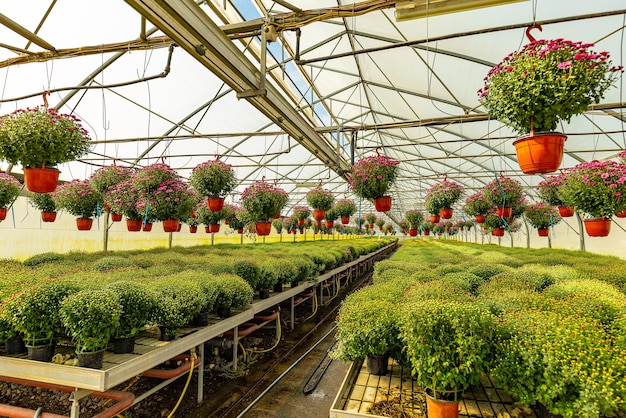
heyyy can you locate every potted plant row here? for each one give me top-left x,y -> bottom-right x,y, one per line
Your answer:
348,153 -> 400,212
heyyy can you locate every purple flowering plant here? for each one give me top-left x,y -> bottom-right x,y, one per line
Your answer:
0,173 -> 21,208
51,179 -> 99,219
364,212 -> 377,226
0,106 -> 91,168
483,176 -> 525,208
348,154 -> 400,200
292,205 -> 311,221
241,180 -> 288,222
536,173 -> 570,207
105,180 -> 144,221
558,160 -> 626,218
141,178 -> 197,221
89,165 -> 134,208
463,192 -> 492,217
479,38 -> 623,134
424,179 -> 464,214
189,159 -> 236,198
524,202 -> 562,230
132,163 -> 180,193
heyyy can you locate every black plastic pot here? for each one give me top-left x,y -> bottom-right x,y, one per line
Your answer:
259,288 -> 270,299
26,344 -> 55,362
217,306 -> 231,319
112,336 -> 135,354
193,311 -> 211,327
5,336 -> 26,354
273,282 -> 284,293
77,349 -> 105,369
158,326 -> 176,341
365,353 -> 389,376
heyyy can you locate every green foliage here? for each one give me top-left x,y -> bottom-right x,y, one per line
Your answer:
28,192 -> 56,212
148,276 -> 205,337
105,281 -> 156,338
60,289 -> 121,352
92,256 -> 133,271
442,272 -> 484,295
256,265 -> 278,290
233,259 -> 260,289
211,273 -> 254,310
424,179 -> 464,213
2,281 -> 80,345
347,154 -> 400,200
241,180 -> 288,221
333,199 -> 357,218
23,252 -> 64,267
402,280 -> 474,303
400,300 -> 495,398
468,263 -> 509,280
524,202 -> 561,229
333,294 -> 402,361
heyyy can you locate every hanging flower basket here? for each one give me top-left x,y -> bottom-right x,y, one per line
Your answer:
0,106 -> 91,192
313,209 -> 326,221
255,221 -> 271,236
41,211 -> 57,222
348,153 -> 400,201
439,208 -> 453,219
430,214 -> 440,224
558,206 -> 575,218
537,228 -> 549,237
409,228 -> 418,236
616,210 -> 626,218
189,159 -> 236,210
126,219 -> 142,232
142,222 -> 152,232
373,196 -> 392,212
425,178 -> 464,217
241,180 -> 288,222
76,218 -> 93,231
513,132 -> 567,174
208,197 -> 225,212
209,224 -> 220,233
492,228 -> 505,237
584,218 -> 611,237
162,219 -> 179,232
111,213 -> 123,222
479,36 -> 622,174
475,215 -> 485,224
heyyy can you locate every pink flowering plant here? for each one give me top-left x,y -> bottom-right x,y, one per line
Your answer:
620,150 -> 626,163
189,159 -> 236,198
0,173 -> 21,208
51,179 -> 99,219
524,202 -> 562,229
0,106 -> 91,168
424,179 -> 464,214
132,163 -> 180,193
558,160 -> 626,218
89,165 -> 133,193
241,180 -> 288,221
479,39 -> 622,134
292,205 -> 311,221
463,192 -> 492,217
536,173 -> 570,207
305,185 -> 334,211
333,198 -> 357,218
483,176 -> 525,208
348,154 -> 400,199
143,179 -> 197,221
105,180 -> 144,221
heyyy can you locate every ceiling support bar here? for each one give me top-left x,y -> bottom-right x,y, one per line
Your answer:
0,12 -> 56,52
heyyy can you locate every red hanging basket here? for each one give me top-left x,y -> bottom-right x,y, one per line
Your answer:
341,216 -> 350,225
513,132 -> 566,174
207,197 -> 225,212
492,228 -> 505,237
409,228 -> 418,236
255,222 -> 271,236
41,211 -> 57,223
76,218 -> 93,231
537,228 -> 549,237
23,167 -> 60,193
237,227 -> 244,234
209,223 -> 220,233
111,213 -> 123,222
313,210 -> 326,221
430,215 -> 440,224
297,219 -> 305,226
558,206 -> 575,218
496,207 -> 512,218
189,226 -> 198,233
584,218 -> 611,237
475,215 -> 485,224
439,208 -> 453,219
325,220 -> 333,230
0,208 -> 7,221
142,222 -> 153,232
616,210 -> 626,218
162,219 -> 179,232
373,196 -> 392,212
126,219 -> 142,232
423,230 -> 431,236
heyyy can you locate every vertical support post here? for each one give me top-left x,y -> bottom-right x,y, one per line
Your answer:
576,212 -> 586,252
548,232 -> 552,249
103,213 -> 109,252
168,231 -> 173,249
290,295 -> 295,330
240,232 -> 243,245
232,326 -> 239,370
198,344 -> 205,403
211,232 -> 215,246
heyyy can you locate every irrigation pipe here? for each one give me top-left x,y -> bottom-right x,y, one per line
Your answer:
236,324 -> 337,418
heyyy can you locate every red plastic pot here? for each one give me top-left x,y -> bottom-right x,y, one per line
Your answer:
439,208 -> 453,219
126,219 -> 142,232
558,206 -> 575,218
584,218 -> 611,237
76,218 -> 93,231
373,196 -> 391,212
189,226 -> 198,233
142,222 -> 153,232
492,228 -> 505,237
111,213 -> 123,222
513,132 -> 566,174
41,211 -> 57,223
496,207 -> 512,218
162,219 -> 179,232
475,215 -> 485,224
256,222 -> 271,236
207,197 -> 224,212
209,223 -> 220,233
23,167 -> 60,193
409,228 -> 418,236
341,216 -> 350,224
313,210 -> 326,221
537,228 -> 549,237
0,208 -> 7,221
430,215 -> 440,223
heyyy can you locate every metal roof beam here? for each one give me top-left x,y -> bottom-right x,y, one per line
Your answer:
124,0 -> 350,175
